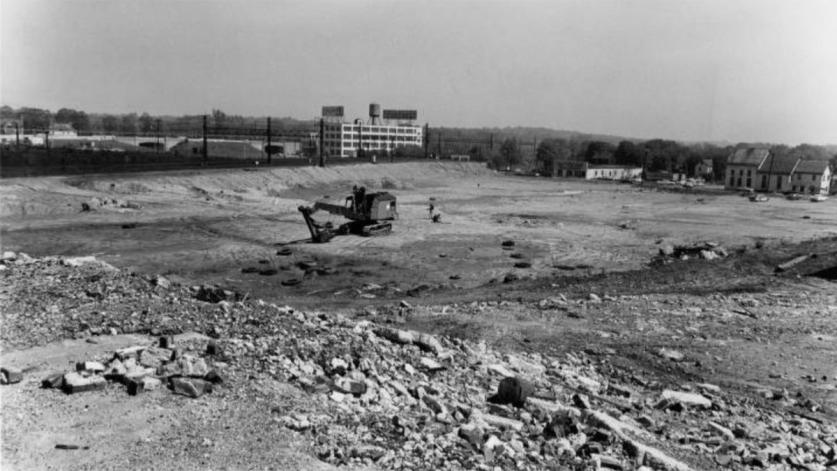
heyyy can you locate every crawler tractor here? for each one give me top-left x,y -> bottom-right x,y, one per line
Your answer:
298,186 -> 398,243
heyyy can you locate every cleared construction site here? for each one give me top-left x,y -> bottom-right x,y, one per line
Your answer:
2,161 -> 837,470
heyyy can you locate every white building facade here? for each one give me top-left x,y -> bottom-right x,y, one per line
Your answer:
323,122 -> 423,158
321,103 -> 423,158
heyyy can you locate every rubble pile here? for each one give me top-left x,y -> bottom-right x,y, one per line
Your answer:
2,252 -> 837,470
39,340 -> 223,398
656,242 -> 729,262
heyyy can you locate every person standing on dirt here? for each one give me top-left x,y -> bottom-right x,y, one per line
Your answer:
428,202 -> 435,219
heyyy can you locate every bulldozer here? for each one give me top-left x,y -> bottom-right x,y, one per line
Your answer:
298,186 -> 398,243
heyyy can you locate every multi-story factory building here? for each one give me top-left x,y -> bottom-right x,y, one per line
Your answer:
321,103 -> 423,158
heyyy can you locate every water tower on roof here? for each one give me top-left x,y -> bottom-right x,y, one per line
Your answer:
369,103 -> 382,125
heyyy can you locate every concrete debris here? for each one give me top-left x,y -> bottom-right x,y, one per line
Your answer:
659,390 -> 712,408
1,366 -> 23,384
4,254 -> 837,470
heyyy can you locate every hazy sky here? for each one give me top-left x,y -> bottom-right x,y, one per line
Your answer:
2,0 -> 836,144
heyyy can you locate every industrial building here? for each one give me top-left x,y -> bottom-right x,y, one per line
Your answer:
321,103 -> 423,158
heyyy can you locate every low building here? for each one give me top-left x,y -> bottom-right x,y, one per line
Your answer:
791,160 -> 832,195
551,160 -> 588,178
725,148 -> 769,190
585,165 -> 642,181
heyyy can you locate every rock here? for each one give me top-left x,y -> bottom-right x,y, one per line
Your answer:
76,361 -> 106,374
657,348 -> 685,362
41,373 -> 64,389
487,364 -> 516,378
572,393 -> 592,410
114,346 -> 145,361
62,372 -> 107,394
419,357 -> 444,372
334,378 -> 367,397
707,422 -> 735,440
1,251 -> 17,261
204,370 -> 224,384
699,250 -> 719,260
503,273 -> 519,283
159,336 -> 173,349
1,366 -> 23,384
475,412 -> 524,432
176,355 -> 209,377
588,293 -> 602,303
458,422 -> 485,448
422,395 -> 448,415
205,340 -> 220,356
169,377 -> 212,398
501,240 -> 515,247
544,409 -> 582,437
483,435 -> 505,461
489,377 -> 534,408
414,332 -> 444,355
659,390 -> 712,408
153,275 -> 171,289
352,445 -> 386,461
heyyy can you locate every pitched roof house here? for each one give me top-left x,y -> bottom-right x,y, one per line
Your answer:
791,159 -> 832,195
725,148 -> 769,190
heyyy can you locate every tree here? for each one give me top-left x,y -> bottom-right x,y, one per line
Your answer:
120,113 -> 138,134
18,107 -> 52,132
536,139 -> 572,176
53,108 -> 90,132
138,113 -> 155,134
101,115 -> 119,133
499,138 -> 522,169
212,109 -> 227,131
582,141 -> 616,164
614,141 -> 644,166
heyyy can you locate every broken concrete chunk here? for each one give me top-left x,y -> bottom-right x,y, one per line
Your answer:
475,412 -> 524,432
169,377 -> 212,398
62,372 -> 107,394
1,366 -> 23,384
333,378 -> 367,397
76,361 -> 106,374
419,357 -> 444,372
659,389 -> 712,408
114,346 -> 145,361
41,373 -> 64,389
657,348 -> 685,362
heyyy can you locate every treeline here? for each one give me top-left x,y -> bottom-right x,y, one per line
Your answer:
0,106 -> 315,136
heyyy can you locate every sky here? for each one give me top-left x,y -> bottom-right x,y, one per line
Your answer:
2,0 -> 836,144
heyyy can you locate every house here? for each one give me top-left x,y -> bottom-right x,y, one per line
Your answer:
551,160 -> 588,178
755,153 -> 799,193
49,123 -> 77,137
725,148 -> 769,190
791,159 -> 832,195
695,159 -> 713,179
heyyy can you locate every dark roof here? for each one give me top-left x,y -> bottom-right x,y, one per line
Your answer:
794,159 -> 831,174
758,154 -> 799,174
728,148 -> 769,166
50,123 -> 75,131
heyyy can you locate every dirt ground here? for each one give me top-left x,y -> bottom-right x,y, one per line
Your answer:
2,162 -> 835,309
2,162 -> 837,470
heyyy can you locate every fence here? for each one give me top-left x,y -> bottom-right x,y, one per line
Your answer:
0,114 -> 535,177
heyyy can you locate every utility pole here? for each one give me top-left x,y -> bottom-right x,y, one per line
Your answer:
202,115 -> 208,163
266,117 -> 272,165
437,132 -> 441,159
14,121 -> 20,148
155,119 -> 161,153
318,118 -> 325,167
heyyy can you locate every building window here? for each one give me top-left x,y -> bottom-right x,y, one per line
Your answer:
729,175 -> 735,186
